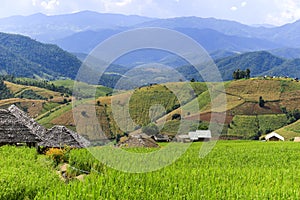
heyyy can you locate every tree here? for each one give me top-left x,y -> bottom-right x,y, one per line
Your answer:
259,96 -> 265,107
190,78 -> 196,82
245,69 -> 251,79
232,69 -> 251,80
172,113 -> 181,120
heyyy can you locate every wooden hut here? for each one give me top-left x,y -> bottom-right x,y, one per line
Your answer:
39,126 -> 90,148
0,109 -> 40,147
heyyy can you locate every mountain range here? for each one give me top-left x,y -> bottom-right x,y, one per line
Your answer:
1,11 -> 300,55
1,11 -> 300,86
1,30 -> 300,87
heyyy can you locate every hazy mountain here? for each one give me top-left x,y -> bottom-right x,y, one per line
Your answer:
0,11 -> 154,42
57,27 -> 282,54
216,51 -> 286,80
0,32 -> 81,79
134,16 -> 300,48
268,48 -> 300,59
135,16 -> 265,37
2,11 -> 300,52
265,59 -> 300,78
55,29 -> 124,53
209,50 -> 239,60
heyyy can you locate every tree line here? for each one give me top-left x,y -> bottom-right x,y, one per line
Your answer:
232,69 -> 251,80
0,77 -> 13,100
0,75 -> 72,95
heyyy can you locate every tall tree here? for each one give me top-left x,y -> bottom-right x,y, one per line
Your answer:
246,69 -> 251,79
259,96 -> 265,107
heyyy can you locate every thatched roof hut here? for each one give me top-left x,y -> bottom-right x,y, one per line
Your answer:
0,109 -> 40,146
6,105 -> 89,148
40,126 -> 90,148
8,105 -> 47,140
118,134 -> 159,148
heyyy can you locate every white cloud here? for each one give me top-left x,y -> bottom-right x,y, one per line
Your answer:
230,6 -> 238,11
265,0 -> 300,25
32,0 -> 37,6
115,0 -> 132,7
241,1 -> 247,7
41,0 -> 60,10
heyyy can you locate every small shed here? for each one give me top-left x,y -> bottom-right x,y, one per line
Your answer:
294,137 -> 300,142
151,134 -> 170,142
40,126 -> 90,148
188,130 -> 212,141
265,132 -> 284,141
0,109 -> 40,147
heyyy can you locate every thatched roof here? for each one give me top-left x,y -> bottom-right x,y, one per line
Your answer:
0,109 -> 39,144
6,105 -> 89,148
8,105 -> 47,140
40,126 -> 90,148
118,134 -> 159,148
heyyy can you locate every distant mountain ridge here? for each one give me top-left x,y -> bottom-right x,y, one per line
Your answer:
1,11 -> 300,58
0,11 -> 154,42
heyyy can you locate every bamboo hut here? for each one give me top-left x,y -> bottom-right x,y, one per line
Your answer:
0,109 -> 40,147
40,126 -> 90,148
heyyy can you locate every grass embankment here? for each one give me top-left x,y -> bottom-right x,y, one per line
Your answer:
275,120 -> 300,140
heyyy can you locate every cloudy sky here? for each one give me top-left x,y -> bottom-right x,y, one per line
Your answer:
1,0 -> 300,26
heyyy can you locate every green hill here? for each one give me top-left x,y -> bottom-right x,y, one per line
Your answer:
274,120 -> 300,140
2,78 -> 300,140
0,32 -> 82,79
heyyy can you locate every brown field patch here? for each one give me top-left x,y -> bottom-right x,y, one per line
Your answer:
230,102 -> 283,115
185,112 -> 234,124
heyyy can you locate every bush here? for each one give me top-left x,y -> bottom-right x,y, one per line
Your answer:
46,148 -> 70,166
172,113 -> 181,120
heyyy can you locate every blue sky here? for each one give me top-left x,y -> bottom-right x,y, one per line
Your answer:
1,0 -> 300,25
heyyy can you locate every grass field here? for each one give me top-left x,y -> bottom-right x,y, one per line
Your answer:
275,119 -> 300,140
228,114 -> 288,139
52,80 -> 113,98
2,141 -> 300,199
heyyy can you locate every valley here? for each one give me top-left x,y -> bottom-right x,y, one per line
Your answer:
1,9 -> 300,200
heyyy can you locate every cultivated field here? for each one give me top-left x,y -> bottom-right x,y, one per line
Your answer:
2,141 -> 300,199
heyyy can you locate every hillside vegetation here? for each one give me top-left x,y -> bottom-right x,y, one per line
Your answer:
2,78 -> 300,140
0,32 -> 81,79
274,120 -> 300,140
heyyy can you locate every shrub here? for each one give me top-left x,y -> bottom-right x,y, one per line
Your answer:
45,147 -> 70,166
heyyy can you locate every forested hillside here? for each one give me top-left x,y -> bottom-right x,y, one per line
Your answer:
0,32 -> 82,79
